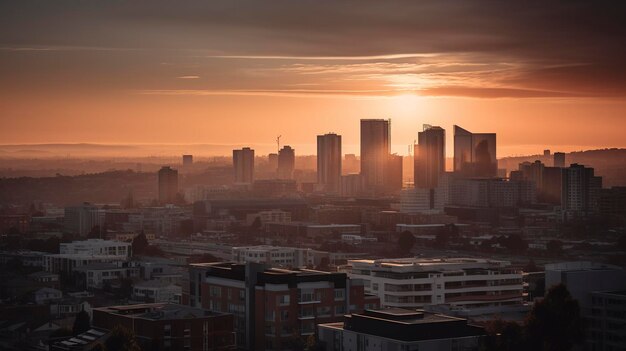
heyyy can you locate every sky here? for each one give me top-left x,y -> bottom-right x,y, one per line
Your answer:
1,0 -> 625,157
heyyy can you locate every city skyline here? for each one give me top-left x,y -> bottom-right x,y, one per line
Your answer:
1,1 -> 626,156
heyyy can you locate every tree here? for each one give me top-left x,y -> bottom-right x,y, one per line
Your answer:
525,283 -> 583,351
250,216 -> 262,231
397,231 -> 416,255
131,232 -> 149,256
72,309 -> 91,335
484,319 -> 525,351
104,325 -> 141,351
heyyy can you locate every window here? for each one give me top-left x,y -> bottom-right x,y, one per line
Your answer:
210,286 -> 221,298
334,289 -> 345,301
277,294 -> 290,305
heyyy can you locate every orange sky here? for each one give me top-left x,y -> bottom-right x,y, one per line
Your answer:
1,1 -> 625,157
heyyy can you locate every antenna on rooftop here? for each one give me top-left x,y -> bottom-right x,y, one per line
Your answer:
276,135 -> 282,153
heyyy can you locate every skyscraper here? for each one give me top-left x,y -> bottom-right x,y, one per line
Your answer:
414,125 -> 445,189
233,147 -> 255,183
317,133 -> 342,193
158,166 -> 179,204
554,152 -> 566,168
387,153 -> 403,192
182,154 -> 193,167
453,125 -> 497,177
277,146 -> 295,179
360,119 -> 390,192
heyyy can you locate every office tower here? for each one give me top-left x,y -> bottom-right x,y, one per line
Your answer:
453,125 -> 497,177
561,164 -> 602,220
387,153 -> 403,192
317,133 -> 342,193
158,166 -> 179,204
360,119 -> 391,192
277,146 -> 295,179
554,152 -> 566,168
414,125 -> 445,189
233,147 -> 255,183
182,154 -> 193,167
544,149 -> 551,156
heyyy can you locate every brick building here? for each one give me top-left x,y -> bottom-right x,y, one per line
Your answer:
92,303 -> 235,351
185,262 -> 379,351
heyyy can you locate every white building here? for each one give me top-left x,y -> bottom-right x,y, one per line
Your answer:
44,254 -> 127,273
348,258 -> 523,312
60,239 -> 131,258
132,280 -> 181,303
74,262 -> 134,289
232,245 -> 314,268
33,287 -> 63,304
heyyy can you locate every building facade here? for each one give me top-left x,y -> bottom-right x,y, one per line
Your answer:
453,125 -> 497,178
278,146 -> 295,180
414,125 -> 445,189
233,147 -> 255,184
317,133 -> 342,194
158,166 -> 179,205
348,258 -> 523,312
360,119 -> 391,193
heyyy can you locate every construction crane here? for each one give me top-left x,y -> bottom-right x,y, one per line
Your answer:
276,135 -> 282,153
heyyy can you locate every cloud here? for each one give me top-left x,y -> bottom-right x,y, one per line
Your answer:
177,75 -> 200,79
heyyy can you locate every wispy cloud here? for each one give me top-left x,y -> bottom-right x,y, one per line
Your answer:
177,75 -> 200,79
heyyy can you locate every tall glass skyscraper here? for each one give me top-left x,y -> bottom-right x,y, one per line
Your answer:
453,125 -> 497,177
317,133 -> 342,193
360,119 -> 391,191
414,125 -> 445,189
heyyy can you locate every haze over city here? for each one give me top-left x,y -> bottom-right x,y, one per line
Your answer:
1,1 -> 626,351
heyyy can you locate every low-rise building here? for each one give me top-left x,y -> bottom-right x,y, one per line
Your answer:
318,309 -> 485,351
60,239 -> 131,258
132,280 -> 182,303
73,262 -> 133,289
232,245 -> 314,268
348,258 -> 524,313
92,303 -> 235,351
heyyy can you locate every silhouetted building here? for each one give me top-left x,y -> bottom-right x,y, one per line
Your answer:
277,146 -> 295,179
453,125 -> 497,177
268,153 -> 278,173
158,166 -> 179,204
561,164 -> 602,220
387,153 -> 403,192
318,309 -> 485,351
182,154 -> 193,167
554,152 -> 566,168
233,147 -> 255,184
317,133 -> 342,193
599,187 -> 626,218
252,179 -> 297,198
448,177 -> 535,208
542,167 -> 563,204
544,149 -> 551,156
414,125 -> 445,189
361,119 -> 391,193
343,154 -> 359,174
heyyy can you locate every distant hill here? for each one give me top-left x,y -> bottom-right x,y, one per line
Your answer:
499,148 -> 626,187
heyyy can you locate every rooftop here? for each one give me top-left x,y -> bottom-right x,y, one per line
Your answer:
94,303 -> 223,320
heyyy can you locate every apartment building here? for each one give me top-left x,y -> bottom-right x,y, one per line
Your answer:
232,245 -> 314,268
60,239 -> 131,258
347,258 -> 523,313
185,262 -> 379,351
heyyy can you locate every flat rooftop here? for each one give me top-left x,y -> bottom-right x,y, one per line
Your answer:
94,303 -> 222,320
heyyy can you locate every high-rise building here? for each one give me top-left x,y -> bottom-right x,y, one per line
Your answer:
158,166 -> 179,204
360,119 -> 391,192
182,154 -> 193,167
561,164 -> 602,220
233,147 -> 255,183
277,146 -> 295,179
268,153 -> 278,173
543,149 -> 551,156
453,125 -> 497,177
343,154 -> 359,174
317,133 -> 342,193
387,153 -> 403,192
414,125 -> 445,189
554,152 -> 566,168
